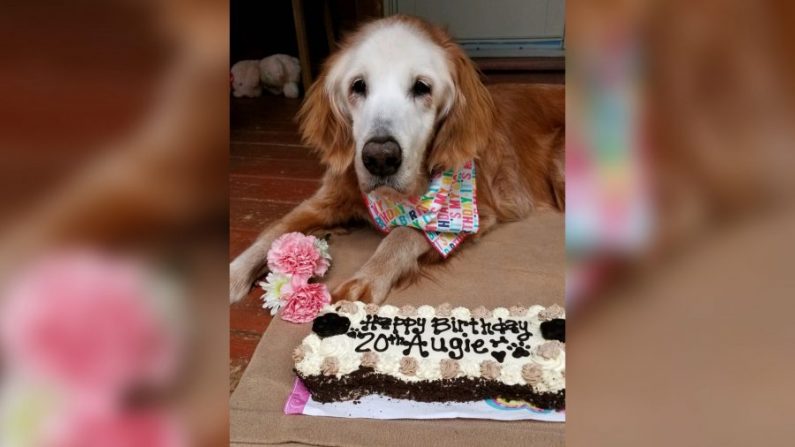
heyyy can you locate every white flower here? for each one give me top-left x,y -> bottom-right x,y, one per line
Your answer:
314,238 -> 332,261
258,272 -> 293,315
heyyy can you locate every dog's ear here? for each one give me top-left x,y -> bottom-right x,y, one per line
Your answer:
428,45 -> 495,171
297,69 -> 354,175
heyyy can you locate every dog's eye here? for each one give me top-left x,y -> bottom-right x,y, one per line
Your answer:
411,80 -> 432,97
351,78 -> 367,96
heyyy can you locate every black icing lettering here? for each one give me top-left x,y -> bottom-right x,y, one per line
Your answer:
489,336 -> 509,348
352,310 -> 540,363
432,317 -> 451,335
468,318 -> 480,335
448,337 -> 465,359
490,319 -> 507,334
450,318 -> 466,333
503,320 -> 519,334
393,317 -> 417,335
390,332 -> 409,348
360,315 -> 393,331
430,337 -> 448,352
401,332 -> 429,357
373,333 -> 391,352
471,339 -> 488,354
354,331 -> 375,352
479,320 -> 493,335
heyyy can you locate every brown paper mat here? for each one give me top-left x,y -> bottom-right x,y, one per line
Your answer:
230,211 -> 564,446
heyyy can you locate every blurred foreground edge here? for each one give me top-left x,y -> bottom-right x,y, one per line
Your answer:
0,1 -> 230,446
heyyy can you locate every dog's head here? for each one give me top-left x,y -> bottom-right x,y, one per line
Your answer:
298,16 -> 494,196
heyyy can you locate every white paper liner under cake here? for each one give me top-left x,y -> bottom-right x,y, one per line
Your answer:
284,378 -> 565,422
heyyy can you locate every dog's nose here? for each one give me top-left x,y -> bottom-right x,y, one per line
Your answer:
362,137 -> 402,177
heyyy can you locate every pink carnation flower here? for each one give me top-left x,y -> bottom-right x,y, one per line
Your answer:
280,281 -> 330,323
0,252 -> 179,394
46,407 -> 185,447
267,232 -> 330,280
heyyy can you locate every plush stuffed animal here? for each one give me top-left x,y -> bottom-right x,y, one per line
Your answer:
259,54 -> 301,99
230,60 -> 263,98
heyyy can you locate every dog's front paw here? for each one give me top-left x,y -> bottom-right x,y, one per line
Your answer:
332,275 -> 389,304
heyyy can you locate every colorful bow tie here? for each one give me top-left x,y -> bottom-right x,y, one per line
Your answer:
364,160 -> 479,257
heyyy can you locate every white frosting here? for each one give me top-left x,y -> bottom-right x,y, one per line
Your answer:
341,301 -> 367,326
296,304 -> 565,392
417,305 -> 435,318
416,358 -> 442,381
317,304 -> 335,319
303,333 -> 322,352
318,336 -> 351,358
375,350 -> 401,376
451,306 -> 471,319
501,363 -> 524,386
295,333 -> 323,376
492,307 -> 510,319
537,369 -> 566,392
459,358 -> 481,378
527,305 -> 545,316
378,305 -> 398,318
532,348 -> 566,373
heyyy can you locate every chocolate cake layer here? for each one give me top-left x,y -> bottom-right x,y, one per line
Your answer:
297,367 -> 565,410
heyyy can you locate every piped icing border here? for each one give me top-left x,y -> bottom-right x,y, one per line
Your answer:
294,301 -> 566,393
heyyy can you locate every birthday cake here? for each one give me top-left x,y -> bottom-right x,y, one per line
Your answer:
292,301 -> 565,410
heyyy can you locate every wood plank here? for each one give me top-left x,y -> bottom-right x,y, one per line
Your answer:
230,143 -> 317,161
230,96 -> 302,127
230,228 -> 260,259
230,198 -> 295,233
230,175 -> 319,203
230,330 -> 261,361
231,129 -> 305,145
230,303 -> 272,334
229,156 -> 325,179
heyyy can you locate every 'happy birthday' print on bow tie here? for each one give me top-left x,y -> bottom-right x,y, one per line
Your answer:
364,160 -> 479,257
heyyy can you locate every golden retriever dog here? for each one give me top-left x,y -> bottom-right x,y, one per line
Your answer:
230,15 -> 564,304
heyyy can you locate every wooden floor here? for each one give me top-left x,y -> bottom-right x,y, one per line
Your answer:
228,72 -> 564,392
229,95 -> 318,392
